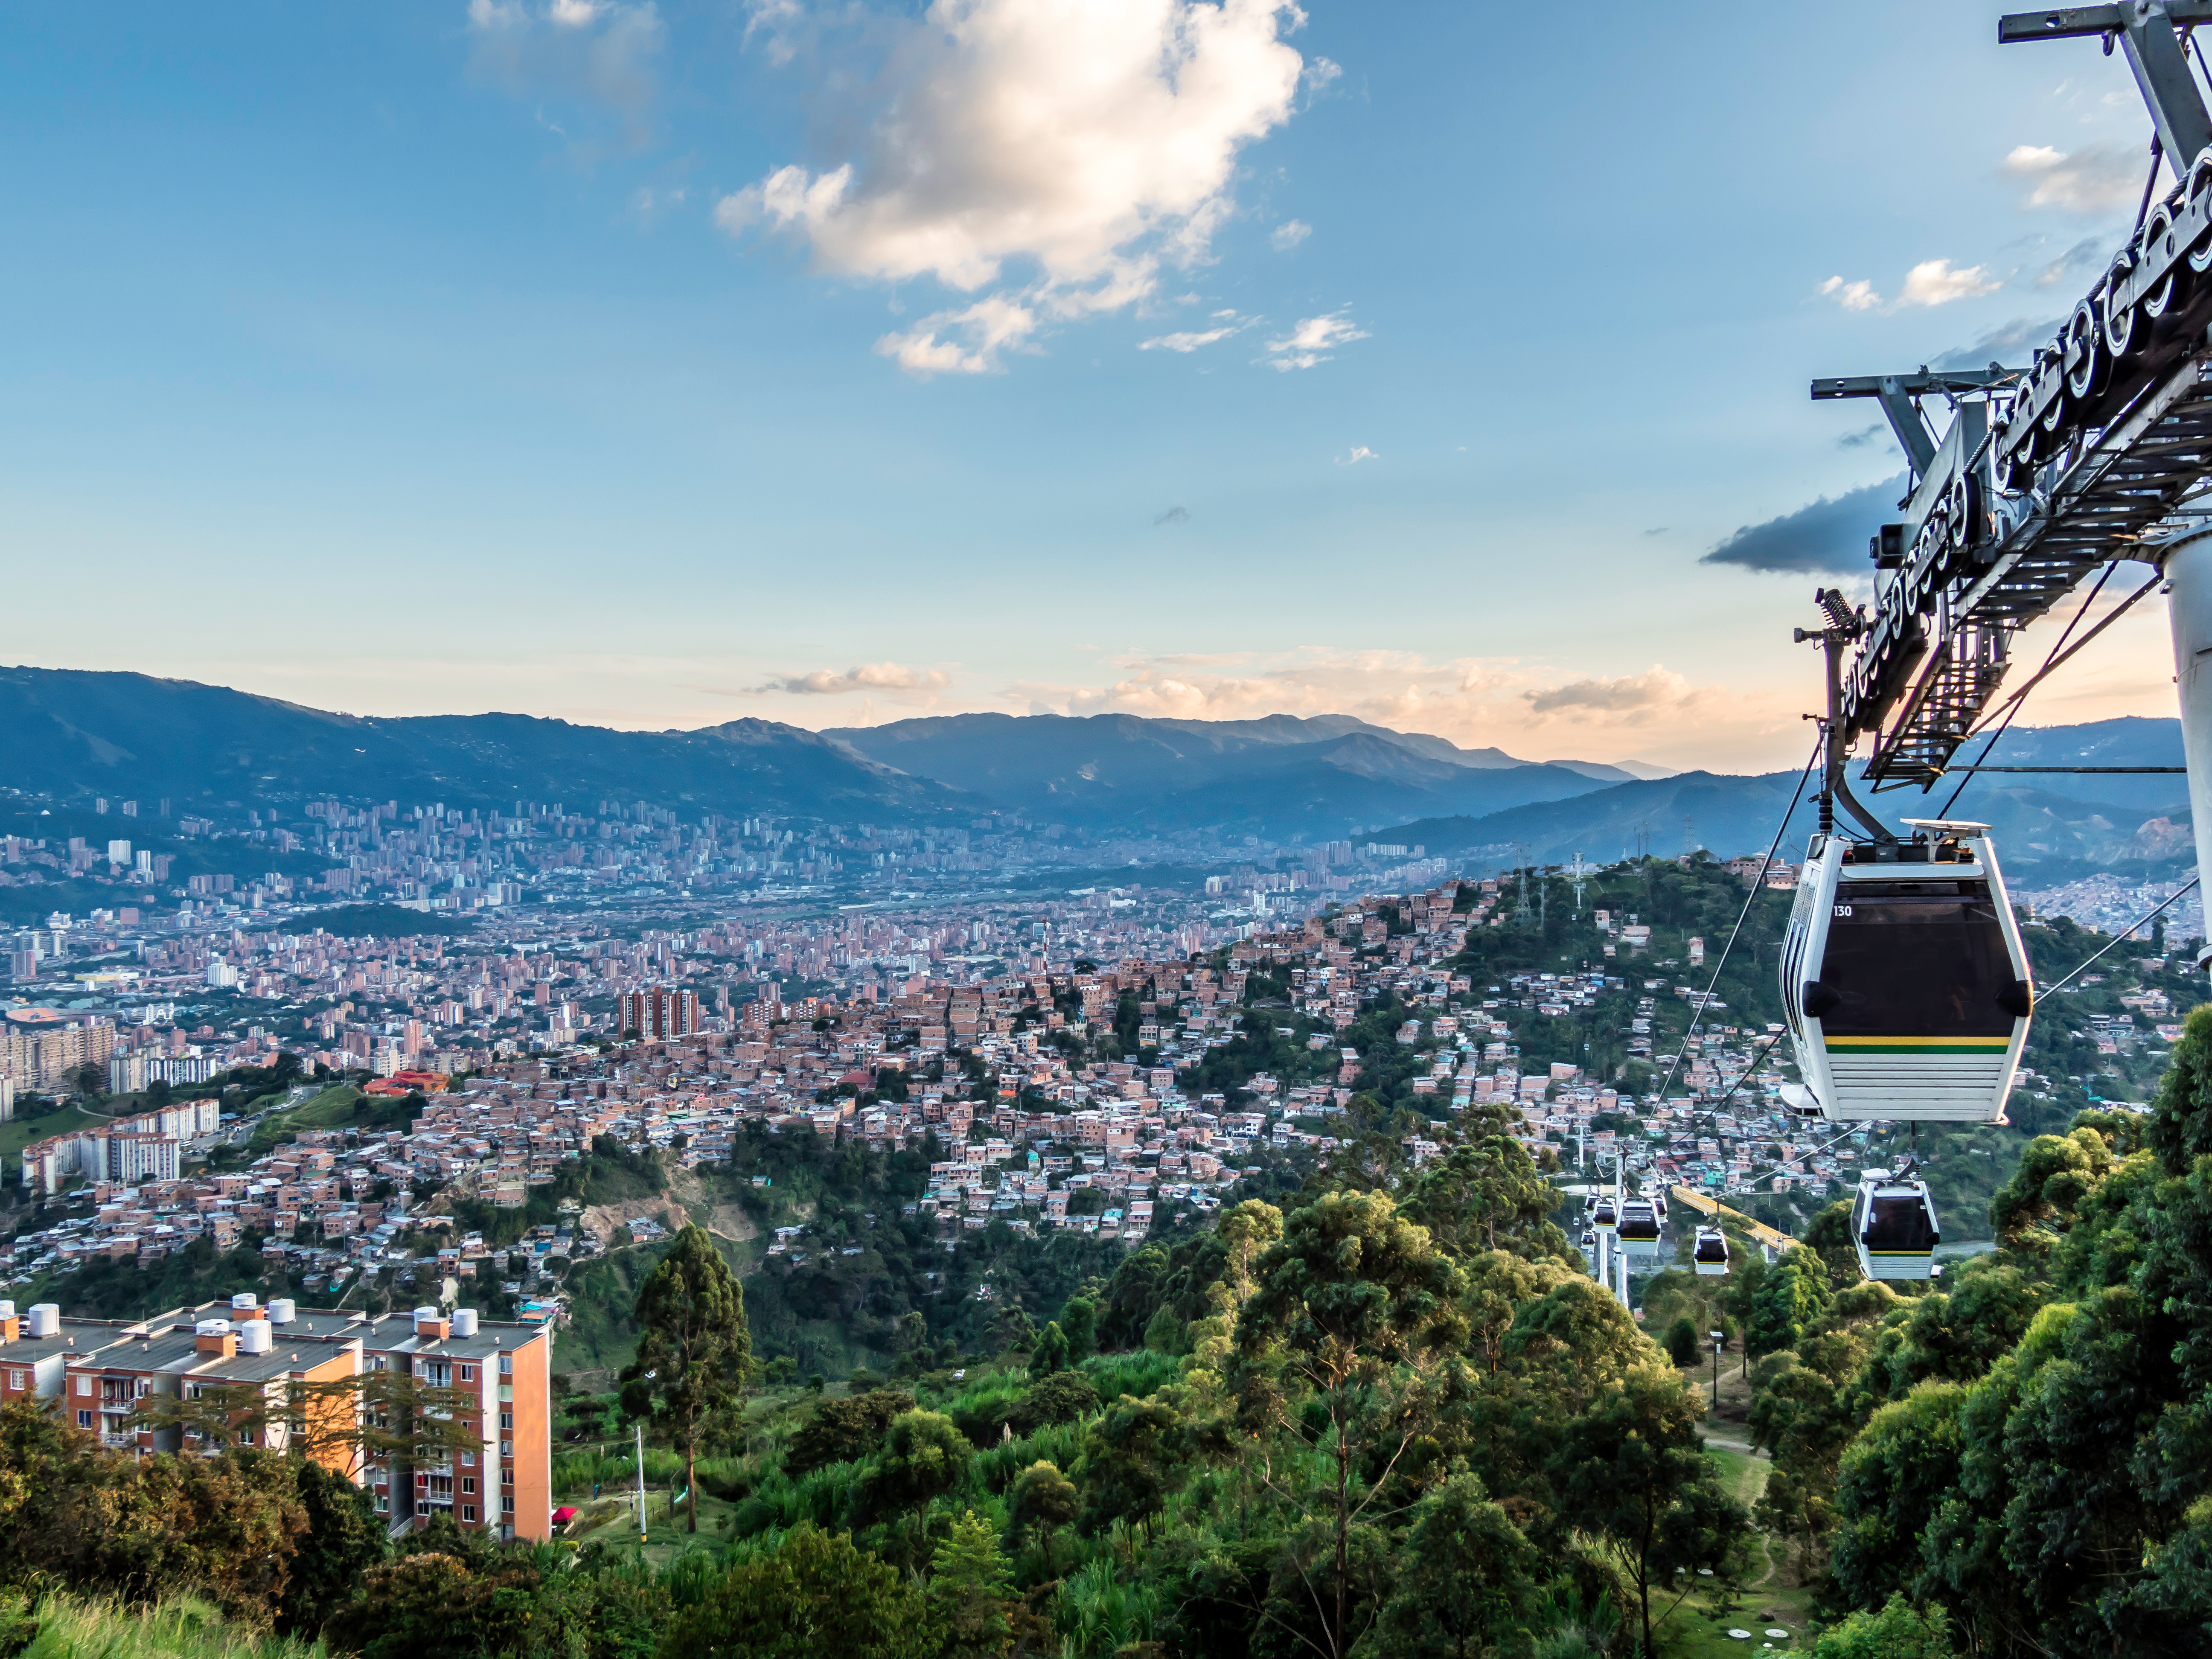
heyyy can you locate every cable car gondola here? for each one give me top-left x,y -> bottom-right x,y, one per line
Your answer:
1852,1171 -> 1940,1281
1778,821 -> 2033,1123
1618,1200 -> 1661,1258
1590,1195 -> 1618,1234
1691,1227 -> 1731,1276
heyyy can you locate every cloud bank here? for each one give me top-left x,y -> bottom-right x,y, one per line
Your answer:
716,0 -> 1310,373
1702,475 -> 1908,575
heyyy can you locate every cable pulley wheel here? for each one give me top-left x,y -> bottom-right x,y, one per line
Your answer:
2141,198 -> 2189,319
2101,254 -> 2142,361
2065,299 -> 2106,401
2186,148 -> 2212,274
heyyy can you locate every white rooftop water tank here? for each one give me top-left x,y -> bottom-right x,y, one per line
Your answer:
451,1308 -> 479,1337
25,1305 -> 58,1338
230,1292 -> 259,1312
267,1299 -> 296,1325
195,1319 -> 231,1339
237,1319 -> 272,1354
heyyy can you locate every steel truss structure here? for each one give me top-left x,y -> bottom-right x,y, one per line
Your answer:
1819,3 -> 2212,797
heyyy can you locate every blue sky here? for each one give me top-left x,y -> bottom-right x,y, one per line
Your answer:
0,0 -> 2182,769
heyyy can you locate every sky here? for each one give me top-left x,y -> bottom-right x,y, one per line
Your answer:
0,0 -> 2189,772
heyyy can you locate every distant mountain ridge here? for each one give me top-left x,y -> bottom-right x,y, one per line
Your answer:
1366,716 -> 2193,884
0,667 -> 970,822
824,710 -> 1665,835
0,668 -> 2181,872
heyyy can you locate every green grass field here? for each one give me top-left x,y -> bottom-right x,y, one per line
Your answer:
283,1085 -> 364,1128
0,1102 -> 111,1164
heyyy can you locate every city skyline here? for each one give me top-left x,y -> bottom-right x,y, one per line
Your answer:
0,0 -> 2183,768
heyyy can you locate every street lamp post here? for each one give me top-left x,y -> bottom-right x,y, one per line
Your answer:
1710,1328 -> 1725,1404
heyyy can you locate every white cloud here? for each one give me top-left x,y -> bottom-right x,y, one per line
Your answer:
875,294 -> 1039,375
1896,258 -> 2003,308
1141,326 -> 1240,352
466,0 -> 665,129
2003,142 -> 2146,214
1271,218 -> 1312,250
744,663 -> 952,695
1337,445 -> 1377,465
1004,648 -> 1785,767
1817,275 -> 1880,311
1302,55 -> 1342,94
715,0 -> 1310,373
1263,307 -> 1368,370
742,0 -> 806,64
1521,666 -> 1723,724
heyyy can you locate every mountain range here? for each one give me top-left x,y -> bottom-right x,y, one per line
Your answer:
1371,716 -> 2193,885
823,711 -> 1670,834
0,667 -> 2192,879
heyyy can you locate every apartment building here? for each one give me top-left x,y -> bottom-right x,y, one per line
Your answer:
615,986 -> 700,1041
0,1010 -> 115,1089
0,1296 -> 553,1545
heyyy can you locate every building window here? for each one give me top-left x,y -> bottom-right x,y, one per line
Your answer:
375,1494 -> 388,1512
501,1466 -> 513,1487
501,1495 -> 515,1515
499,1411 -> 512,1432
238,1429 -> 254,1446
460,1451 -> 475,1468
498,1355 -> 512,1376
462,1505 -> 477,1523
75,1376 -> 90,1397
501,1441 -> 512,1459
459,1365 -> 475,1382
6,1371 -> 22,1392
76,1411 -> 90,1428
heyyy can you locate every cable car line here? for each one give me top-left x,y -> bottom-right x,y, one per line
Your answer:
1930,564 -> 2161,820
1941,766 -> 2186,773
1646,733 -> 1823,1112
2036,877 -> 2200,997
1926,559 -> 2120,822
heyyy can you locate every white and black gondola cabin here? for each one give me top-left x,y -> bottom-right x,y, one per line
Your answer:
1691,1227 -> 1730,1276
1852,1173 -> 1941,1282
1778,822 -> 2034,1123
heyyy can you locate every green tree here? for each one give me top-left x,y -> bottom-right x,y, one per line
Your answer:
1077,1393 -> 1185,1541
928,1509 -> 1014,1659
1007,1461 -> 1079,1578
623,1223 -> 752,1533
1746,1249 -> 1831,1359
1142,1304 -> 1187,1355
1663,1316 -> 1700,1368
1027,1321 -> 1070,1377
1360,1474 -> 1539,1659
1059,1296 -> 1098,1363
279,1458 -> 386,1637
1237,1189 -> 1467,1659
1548,1366 -> 1749,1657
1806,1592 -> 1959,1659
1007,1371 -> 1097,1437
659,1524 -> 934,1659
786,1390 -> 915,1477
860,1410 -> 972,1535
1399,1134 -> 1571,1262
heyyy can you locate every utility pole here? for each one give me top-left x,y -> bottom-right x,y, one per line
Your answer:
634,1422 -> 649,1542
